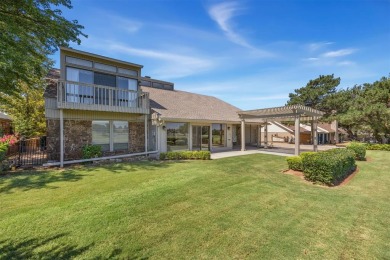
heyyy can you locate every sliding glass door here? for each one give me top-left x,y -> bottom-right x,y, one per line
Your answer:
192,126 -> 210,151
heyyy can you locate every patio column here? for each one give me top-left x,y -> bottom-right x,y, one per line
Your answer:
264,121 -> 268,148
241,118 -> 245,151
312,118 -> 318,152
60,109 -> 64,168
294,114 -> 300,155
257,125 -> 261,148
334,120 -> 339,144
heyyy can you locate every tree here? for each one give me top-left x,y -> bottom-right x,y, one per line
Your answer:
287,74 -> 340,115
0,0 -> 86,98
0,78 -> 46,138
347,77 -> 390,142
325,86 -> 363,139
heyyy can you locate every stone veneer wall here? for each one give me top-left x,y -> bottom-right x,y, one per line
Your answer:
46,119 -> 60,161
64,120 -> 92,160
129,122 -> 145,153
47,119 -> 92,161
47,119 -> 145,161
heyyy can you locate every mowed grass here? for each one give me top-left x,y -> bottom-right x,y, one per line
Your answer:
0,151 -> 389,259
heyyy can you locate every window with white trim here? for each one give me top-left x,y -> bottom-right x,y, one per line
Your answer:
92,121 -> 129,151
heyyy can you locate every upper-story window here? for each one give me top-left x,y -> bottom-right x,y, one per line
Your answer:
118,67 -> 138,77
66,67 -> 93,103
65,56 -> 139,76
66,56 -> 93,68
94,63 -> 117,73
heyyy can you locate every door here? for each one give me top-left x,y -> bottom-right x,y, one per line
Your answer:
192,125 -> 210,151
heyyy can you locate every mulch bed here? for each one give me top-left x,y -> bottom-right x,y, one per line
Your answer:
283,167 -> 360,187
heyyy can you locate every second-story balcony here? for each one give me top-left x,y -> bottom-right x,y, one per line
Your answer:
57,80 -> 150,114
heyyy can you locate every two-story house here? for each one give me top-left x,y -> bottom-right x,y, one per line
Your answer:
45,47 -> 268,166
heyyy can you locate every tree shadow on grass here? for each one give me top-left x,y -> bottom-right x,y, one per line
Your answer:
0,160 -> 192,194
82,160 -> 190,174
0,170 -> 85,194
0,233 -> 92,259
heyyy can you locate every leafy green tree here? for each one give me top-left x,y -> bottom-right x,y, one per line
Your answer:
325,86 -> 362,139
349,77 -> 390,142
0,78 -> 46,138
287,74 -> 340,115
0,0 -> 86,98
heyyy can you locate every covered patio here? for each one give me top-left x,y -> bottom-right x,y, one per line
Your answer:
238,105 -> 325,155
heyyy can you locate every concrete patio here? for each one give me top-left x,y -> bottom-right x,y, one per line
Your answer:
211,143 -> 338,160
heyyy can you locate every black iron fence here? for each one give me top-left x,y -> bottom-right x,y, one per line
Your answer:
6,137 -> 47,166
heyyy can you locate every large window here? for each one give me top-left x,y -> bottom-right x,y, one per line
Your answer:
166,123 -> 188,151
212,124 -> 226,147
113,121 -> 129,150
92,121 -> 129,152
92,121 -> 110,151
66,67 -> 94,103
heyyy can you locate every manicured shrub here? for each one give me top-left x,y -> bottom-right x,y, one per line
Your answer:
286,156 -> 303,171
302,148 -> 356,186
366,143 -> 390,151
347,142 -> 366,160
82,144 -> 102,159
159,151 -> 211,160
0,143 -> 7,162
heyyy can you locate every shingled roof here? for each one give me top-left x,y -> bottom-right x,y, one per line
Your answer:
142,86 -> 247,123
0,112 -> 11,120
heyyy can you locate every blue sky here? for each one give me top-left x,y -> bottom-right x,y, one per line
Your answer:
54,0 -> 390,110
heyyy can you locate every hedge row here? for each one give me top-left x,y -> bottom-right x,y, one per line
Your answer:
365,143 -> 390,151
0,143 -> 7,162
286,152 -> 316,171
286,148 -> 356,186
346,142 -> 366,161
302,149 -> 356,186
286,156 -> 302,171
160,151 -> 211,160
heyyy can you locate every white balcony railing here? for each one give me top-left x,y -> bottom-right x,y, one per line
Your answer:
57,80 -> 149,114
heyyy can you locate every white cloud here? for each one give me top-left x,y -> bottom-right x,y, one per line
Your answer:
322,48 -> 356,58
307,42 -> 333,52
106,43 -> 215,79
207,2 -> 252,49
104,14 -> 142,33
304,57 -> 319,61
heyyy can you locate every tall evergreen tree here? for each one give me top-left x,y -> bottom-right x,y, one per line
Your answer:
287,74 -> 340,116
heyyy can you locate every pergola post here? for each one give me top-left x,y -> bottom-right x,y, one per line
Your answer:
312,118 -> 318,152
257,125 -> 261,148
241,118 -> 245,151
334,120 -> 339,144
294,114 -> 300,155
264,121 -> 268,148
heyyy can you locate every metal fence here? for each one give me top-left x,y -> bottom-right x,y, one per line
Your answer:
6,137 -> 47,166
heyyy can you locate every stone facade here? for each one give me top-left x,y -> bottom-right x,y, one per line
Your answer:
129,122 -> 145,153
64,120 -> 92,160
46,119 -> 60,161
47,119 -> 146,162
47,119 -> 92,161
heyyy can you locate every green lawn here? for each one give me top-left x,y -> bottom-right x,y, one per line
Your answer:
1,151 -> 389,259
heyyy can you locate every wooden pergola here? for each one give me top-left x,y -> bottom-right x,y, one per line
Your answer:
238,105 -> 325,155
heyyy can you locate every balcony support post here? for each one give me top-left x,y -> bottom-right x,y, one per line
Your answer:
144,115 -> 148,152
60,109 -> 64,168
